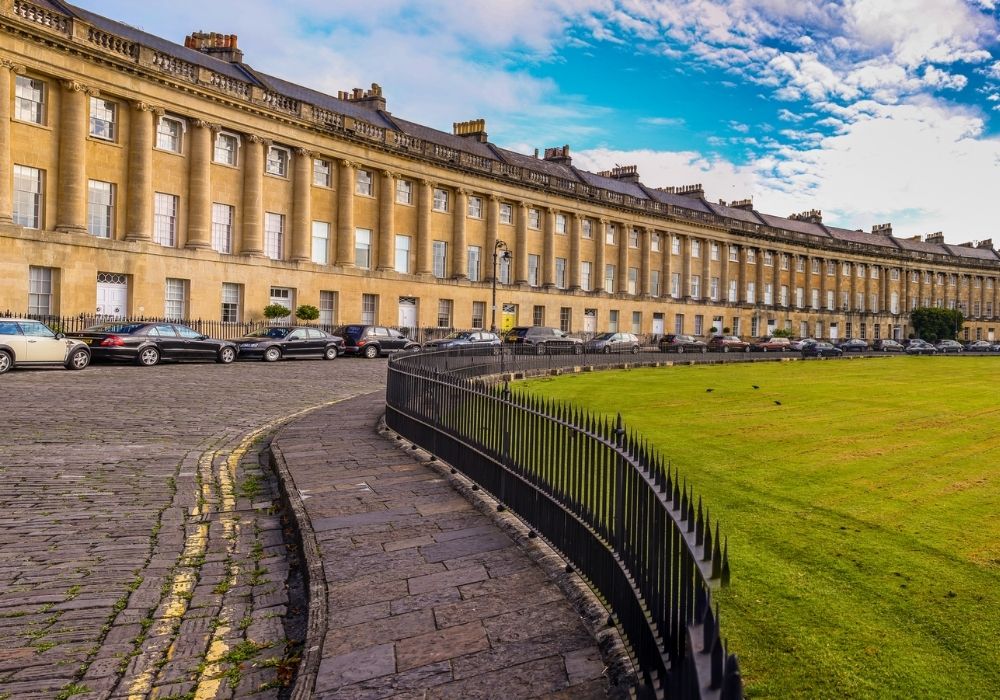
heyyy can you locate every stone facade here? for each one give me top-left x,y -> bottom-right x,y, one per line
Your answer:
2,0 -> 1000,341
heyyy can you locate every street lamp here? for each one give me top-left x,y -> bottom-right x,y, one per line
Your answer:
491,239 -> 511,334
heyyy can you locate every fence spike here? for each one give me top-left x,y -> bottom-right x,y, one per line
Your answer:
722,535 -> 731,587
711,524 -> 723,579
702,518 -> 713,562
695,584 -> 708,626
710,624 -> 725,690
701,596 -> 717,651
686,489 -> 696,533
696,498 -> 705,546
723,653 -> 743,700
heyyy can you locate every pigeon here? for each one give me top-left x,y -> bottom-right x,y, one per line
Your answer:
706,388 -> 714,393
752,385 -> 760,389
774,400 -> 782,405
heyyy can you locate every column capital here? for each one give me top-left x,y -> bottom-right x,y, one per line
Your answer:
488,193 -> 500,202
62,80 -> 98,96
419,178 -> 434,188
293,146 -> 314,158
340,158 -> 359,170
246,133 -> 269,145
380,169 -> 397,180
0,58 -> 25,74
455,187 -> 469,196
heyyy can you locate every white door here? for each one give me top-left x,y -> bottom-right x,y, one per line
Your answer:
96,274 -> 128,319
583,310 -> 597,334
269,287 -> 294,323
651,314 -> 664,335
829,323 -> 839,342
398,297 -> 417,328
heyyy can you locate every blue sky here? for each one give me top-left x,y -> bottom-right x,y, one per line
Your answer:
86,1 -> 1000,242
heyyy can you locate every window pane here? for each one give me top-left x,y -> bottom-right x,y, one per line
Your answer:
154,193 -> 178,247
211,203 -> 233,253
87,180 -> 114,238
15,76 -> 45,124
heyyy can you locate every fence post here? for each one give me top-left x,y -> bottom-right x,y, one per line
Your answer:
614,413 -> 626,552
499,381 -> 512,507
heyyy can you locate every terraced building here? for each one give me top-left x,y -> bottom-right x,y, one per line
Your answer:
2,0 -> 999,342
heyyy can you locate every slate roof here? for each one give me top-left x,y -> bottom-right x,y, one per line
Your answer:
893,237 -> 949,256
943,244 -> 999,261
642,188 -> 714,213
825,226 -> 900,249
706,201 -> 767,227
756,213 -> 830,238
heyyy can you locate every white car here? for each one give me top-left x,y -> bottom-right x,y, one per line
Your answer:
0,318 -> 91,374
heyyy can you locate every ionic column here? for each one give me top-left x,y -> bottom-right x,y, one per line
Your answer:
240,135 -> 265,255
804,256 -> 813,308
771,252 -> 780,306
617,223 -> 629,294
185,120 -> 213,249
514,202 -> 528,284
336,159 -> 356,266
819,258 -> 828,308
288,148 -> 312,262
57,81 -> 92,234
416,180 -> 433,275
755,248 -> 764,303
703,239 -> 712,300
376,170 -> 395,271
596,219 -> 607,293
662,232 -> 673,298
452,188 -> 468,280
569,214 -> 582,290
789,256 -> 799,307
639,227 -> 650,296
901,268 -> 910,313
0,59 -> 23,223
737,246 -> 747,302
720,243 -> 730,302
485,195 -> 499,282
542,207 -> 555,287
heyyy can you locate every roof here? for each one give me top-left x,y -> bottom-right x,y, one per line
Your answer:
492,147 -> 579,180
825,226 -> 899,249
943,244 -> 999,261
573,169 -> 648,198
893,236 -> 949,256
642,188 -> 714,214
706,201 -> 767,227
757,213 -> 830,238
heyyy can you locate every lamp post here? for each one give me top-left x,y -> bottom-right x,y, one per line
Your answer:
491,239 -> 511,334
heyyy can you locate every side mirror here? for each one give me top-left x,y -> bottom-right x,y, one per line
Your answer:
198,335 -> 209,341
55,332 -> 65,339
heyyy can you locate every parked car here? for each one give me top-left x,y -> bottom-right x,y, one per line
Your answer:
965,340 -> 992,352
422,330 -> 501,351
838,338 -> 869,353
69,322 -> 237,366
658,334 -> 708,354
935,339 -> 963,353
789,338 -> 817,351
752,337 -> 792,352
707,335 -> 750,353
503,326 -> 583,354
235,326 -> 344,361
0,318 -> 91,374
872,339 -> 904,352
583,332 -> 641,354
334,325 -> 420,358
801,341 -> 843,358
904,340 -> 937,355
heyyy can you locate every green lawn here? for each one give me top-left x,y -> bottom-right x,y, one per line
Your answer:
520,357 -> 1000,698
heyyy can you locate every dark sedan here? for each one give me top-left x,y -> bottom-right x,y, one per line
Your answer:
838,338 -> 869,353
801,342 -> 843,357
965,340 -> 992,352
935,339 -> 963,353
658,334 -> 708,354
236,326 -> 344,361
422,330 -> 501,352
872,339 -> 904,352
904,341 -> 937,355
70,322 -> 237,366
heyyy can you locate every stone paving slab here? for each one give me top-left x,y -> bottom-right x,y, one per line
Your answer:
271,392 -> 614,698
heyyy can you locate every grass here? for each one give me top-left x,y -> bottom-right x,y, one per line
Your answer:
520,357 -> 1000,698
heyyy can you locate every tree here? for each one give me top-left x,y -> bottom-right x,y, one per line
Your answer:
295,304 -> 320,323
772,327 -> 793,338
263,303 -> 291,321
910,307 -> 964,341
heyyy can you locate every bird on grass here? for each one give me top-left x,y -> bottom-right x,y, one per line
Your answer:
752,385 -> 760,389
706,388 -> 714,393
774,400 -> 782,406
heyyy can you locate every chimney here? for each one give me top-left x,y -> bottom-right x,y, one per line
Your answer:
657,183 -> 705,199
789,209 -> 823,224
729,198 -> 754,211
543,145 -> 571,165
925,231 -> 945,244
452,119 -> 488,143
185,31 -> 243,63
340,83 -> 387,111
595,165 -> 641,184
871,223 -> 892,236
977,239 -> 994,250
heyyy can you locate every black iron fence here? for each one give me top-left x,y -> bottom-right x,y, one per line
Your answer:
385,349 -> 743,699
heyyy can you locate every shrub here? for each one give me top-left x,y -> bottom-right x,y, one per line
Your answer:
295,304 -> 320,323
263,304 -> 290,320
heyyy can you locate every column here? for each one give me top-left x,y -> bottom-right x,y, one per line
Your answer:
617,223 -> 629,294
542,207 -> 555,287
240,135 -> 265,255
484,195 -> 499,282
185,120 -> 213,249
789,255 -> 799,308
901,268 -> 910,314
819,258 -> 828,309
514,202 -> 528,284
452,188 -> 468,280
0,60 -> 22,223
288,148 -> 312,261
56,81 -> 91,233
336,159 -> 355,266
754,247 -> 764,303
720,243 -> 730,304
595,219 -> 607,293
376,169 -> 395,270
737,245 -> 746,303
416,180 -> 433,275
771,252 -> 780,307
804,256 -> 813,309
702,238 -> 711,301
639,226 -> 650,296
661,231 -> 672,300
568,213 -> 581,290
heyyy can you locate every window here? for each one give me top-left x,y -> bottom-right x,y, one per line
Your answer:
214,132 -> 238,165
746,282 -> 756,304
165,278 -> 187,320
266,146 -> 289,177
694,315 -> 704,336
87,180 -> 114,238
211,203 -> 234,254
651,232 -> 661,252
780,254 -> 789,270
582,219 -> 593,239
690,275 -> 701,298
891,268 -> 900,281
528,208 -> 540,229
811,259 -> 820,274
468,246 -> 482,282
269,288 -> 294,321
825,290 -> 834,310
890,291 -> 899,314
319,290 -> 336,326
472,301 -> 485,329
732,317 -> 741,336
433,240 -> 447,278
628,228 -> 639,248
433,188 -> 448,212
710,276 -> 720,301
605,265 -> 616,294
221,283 -> 242,323
843,262 -> 851,276
671,273 -> 681,298
841,291 -> 850,310
156,116 -> 184,152
28,266 -> 53,315
89,97 -> 116,141
674,314 -> 684,334
13,165 -> 42,229
609,310 -> 619,332
499,255 -> 511,284
355,228 -> 372,269
313,159 -> 331,187
264,212 -> 285,260
780,285 -> 788,306
632,311 -> 642,334
581,261 -> 592,291
691,240 -> 701,258
729,246 -> 739,262
311,221 -> 329,264
827,261 -> 836,275
396,179 -> 412,204
154,193 -> 178,247
795,287 -> 804,308
560,307 -> 572,332
15,75 -> 45,124
361,294 -> 378,324
872,266 -> 880,279
355,169 -> 373,196
556,258 -> 567,289
651,270 -> 661,297
395,235 -> 411,274
528,254 -> 540,287
532,305 -> 545,326
746,249 -> 756,264
750,316 -> 759,337
856,292 -> 864,312
499,203 -> 513,225
796,257 -> 805,272
555,214 -> 567,234
871,294 -> 879,313
437,299 -> 453,328
468,196 -> 483,219
671,236 -> 681,255
857,264 -> 866,278
728,279 -> 738,302
763,251 -> 773,266
845,321 -> 853,338
607,224 -> 617,245
628,267 -> 638,295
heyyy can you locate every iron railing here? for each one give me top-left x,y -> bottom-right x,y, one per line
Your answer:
385,349 -> 743,699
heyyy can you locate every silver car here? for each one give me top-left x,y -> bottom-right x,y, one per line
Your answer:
0,318 -> 91,374
583,332 -> 641,354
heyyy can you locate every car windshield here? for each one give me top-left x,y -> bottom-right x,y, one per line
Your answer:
246,328 -> 291,338
592,333 -> 615,340
86,323 -> 146,334
506,328 -> 528,338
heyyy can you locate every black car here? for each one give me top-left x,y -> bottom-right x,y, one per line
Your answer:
904,340 -> 937,355
658,334 -> 708,354
801,341 -> 843,357
872,339 -> 904,352
422,330 -> 501,351
236,326 -> 344,362
70,322 -> 237,366
965,340 -> 992,352
838,338 -> 869,353
935,339 -> 963,354
334,325 -> 420,358
503,326 -> 583,354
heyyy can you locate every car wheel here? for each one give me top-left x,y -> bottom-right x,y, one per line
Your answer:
535,343 -> 546,355
263,346 -> 282,363
323,346 -> 338,360
66,348 -> 90,370
0,349 -> 11,374
743,346 -> 750,353
138,347 -> 160,366
762,347 -> 768,352
701,347 -> 707,354
722,346 -> 729,353
631,345 -> 639,355
603,346 -> 611,354
363,344 -> 379,359
677,347 -> 684,354
573,344 -> 582,355
217,347 -> 236,364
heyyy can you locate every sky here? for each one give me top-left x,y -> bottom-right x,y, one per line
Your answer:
83,0 -> 1000,243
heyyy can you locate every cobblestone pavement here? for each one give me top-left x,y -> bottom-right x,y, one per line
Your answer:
0,358 -> 386,699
